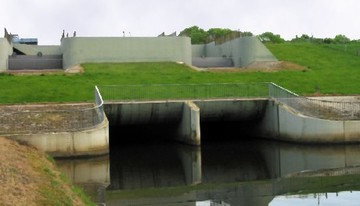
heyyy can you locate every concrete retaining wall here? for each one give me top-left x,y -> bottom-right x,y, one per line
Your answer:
4,118 -> 109,157
0,38 -> 12,71
61,37 -> 192,69
104,101 -> 184,126
8,55 -> 63,70
258,100 -> 360,143
192,45 -> 206,57
13,44 -> 61,55
192,36 -> 277,67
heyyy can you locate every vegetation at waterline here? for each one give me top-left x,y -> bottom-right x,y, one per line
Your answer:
106,173 -> 360,200
0,41 -> 360,104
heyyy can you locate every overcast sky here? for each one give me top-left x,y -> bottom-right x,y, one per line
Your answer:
1,0 -> 359,45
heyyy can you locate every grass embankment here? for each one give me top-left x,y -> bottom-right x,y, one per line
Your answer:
0,42 -> 359,104
0,137 -> 95,206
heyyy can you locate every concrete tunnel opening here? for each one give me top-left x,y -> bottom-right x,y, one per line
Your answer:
109,120 -> 261,145
105,99 -> 268,146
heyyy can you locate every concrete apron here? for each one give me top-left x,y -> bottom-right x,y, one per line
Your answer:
4,118 -> 109,157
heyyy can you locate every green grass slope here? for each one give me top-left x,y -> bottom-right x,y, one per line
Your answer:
0,42 -> 359,104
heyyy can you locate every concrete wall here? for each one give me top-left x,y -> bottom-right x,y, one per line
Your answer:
61,37 -> 192,69
8,55 -> 63,70
192,36 -> 277,67
105,99 -> 268,126
13,44 -> 61,55
192,45 -> 206,57
0,38 -> 13,71
258,100 -> 360,143
4,118 -> 109,157
104,101 -> 184,126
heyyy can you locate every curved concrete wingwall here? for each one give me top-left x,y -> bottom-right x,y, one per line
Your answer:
257,100 -> 360,143
61,37 -> 192,69
4,118 -> 109,157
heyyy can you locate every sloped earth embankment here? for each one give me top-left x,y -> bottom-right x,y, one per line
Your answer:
0,137 -> 90,205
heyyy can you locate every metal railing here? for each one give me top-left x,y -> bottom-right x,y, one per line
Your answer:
98,83 -> 359,120
0,87 -> 105,135
97,83 -> 269,101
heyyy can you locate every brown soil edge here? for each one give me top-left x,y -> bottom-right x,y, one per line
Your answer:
0,137 -> 90,205
2,65 -> 84,76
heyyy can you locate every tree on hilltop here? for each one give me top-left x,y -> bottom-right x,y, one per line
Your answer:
179,26 -> 208,44
258,32 -> 285,43
334,34 -> 350,44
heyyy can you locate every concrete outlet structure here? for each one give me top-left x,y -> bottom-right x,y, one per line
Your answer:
104,98 -> 360,145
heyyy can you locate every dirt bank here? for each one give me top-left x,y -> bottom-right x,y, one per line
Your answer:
0,137 -> 92,205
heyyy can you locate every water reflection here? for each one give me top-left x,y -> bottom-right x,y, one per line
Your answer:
56,139 -> 360,205
56,155 -> 110,204
271,192 -> 360,206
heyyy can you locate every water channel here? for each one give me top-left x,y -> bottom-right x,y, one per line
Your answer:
56,127 -> 360,206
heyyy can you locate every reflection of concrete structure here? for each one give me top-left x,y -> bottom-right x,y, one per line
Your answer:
106,141 -> 360,206
0,29 -> 276,71
56,155 -> 110,205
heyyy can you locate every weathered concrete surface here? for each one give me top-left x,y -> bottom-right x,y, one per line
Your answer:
104,99 -> 268,125
4,118 -> 109,157
104,101 -> 184,126
192,36 -> 277,67
61,37 -> 192,69
257,100 -> 360,143
0,38 -> 12,71
106,98 -> 360,144
175,101 -> 200,146
13,44 -> 61,55
193,99 -> 267,122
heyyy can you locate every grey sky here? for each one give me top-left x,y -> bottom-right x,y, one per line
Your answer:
1,0 -> 359,45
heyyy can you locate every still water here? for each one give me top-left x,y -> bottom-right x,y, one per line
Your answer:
56,137 -> 360,205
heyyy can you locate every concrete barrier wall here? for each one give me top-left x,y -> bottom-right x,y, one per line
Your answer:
193,37 -> 277,67
61,37 -> 192,69
258,100 -> 360,143
0,38 -> 12,71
